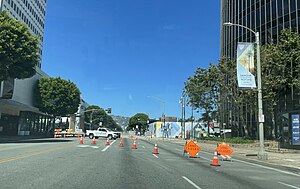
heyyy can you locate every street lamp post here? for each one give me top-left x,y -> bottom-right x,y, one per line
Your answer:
223,22 -> 267,160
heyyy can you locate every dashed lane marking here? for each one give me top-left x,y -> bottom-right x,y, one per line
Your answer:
101,140 -> 116,152
153,154 -> 159,158
284,159 -> 296,162
182,176 -> 202,189
278,182 -> 300,189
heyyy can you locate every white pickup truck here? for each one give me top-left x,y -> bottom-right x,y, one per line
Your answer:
86,128 -> 119,140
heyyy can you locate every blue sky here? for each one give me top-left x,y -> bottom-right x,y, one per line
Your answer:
42,0 -> 220,119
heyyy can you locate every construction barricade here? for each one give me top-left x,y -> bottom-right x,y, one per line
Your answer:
54,129 -> 62,138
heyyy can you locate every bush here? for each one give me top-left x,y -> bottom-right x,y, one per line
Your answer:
200,137 -> 255,144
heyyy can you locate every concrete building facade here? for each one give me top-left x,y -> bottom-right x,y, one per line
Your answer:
0,0 -> 51,136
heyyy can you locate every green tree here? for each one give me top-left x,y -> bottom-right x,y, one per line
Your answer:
261,29 -> 300,139
84,105 -> 121,131
218,57 -> 257,137
0,11 -> 39,81
35,77 -> 81,116
127,113 -> 149,134
184,64 -> 219,134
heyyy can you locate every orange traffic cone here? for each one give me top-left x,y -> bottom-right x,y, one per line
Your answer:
106,138 -> 110,145
91,137 -> 96,145
210,151 -> 220,166
120,139 -> 124,147
79,136 -> 83,144
153,142 -> 159,154
132,140 -> 137,149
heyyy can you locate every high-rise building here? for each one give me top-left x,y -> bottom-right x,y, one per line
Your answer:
220,0 -> 300,148
0,0 -> 47,67
0,0 -> 51,137
221,0 -> 300,58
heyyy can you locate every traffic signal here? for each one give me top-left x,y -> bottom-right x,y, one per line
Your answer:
106,108 -> 112,114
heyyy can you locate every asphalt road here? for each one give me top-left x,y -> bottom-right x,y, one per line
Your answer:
0,136 -> 299,189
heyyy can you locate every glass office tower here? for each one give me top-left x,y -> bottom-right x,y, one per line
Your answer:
221,0 -> 300,58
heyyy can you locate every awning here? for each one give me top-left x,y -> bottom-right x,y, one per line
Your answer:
0,99 -> 45,116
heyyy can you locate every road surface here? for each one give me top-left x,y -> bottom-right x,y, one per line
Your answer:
0,136 -> 299,189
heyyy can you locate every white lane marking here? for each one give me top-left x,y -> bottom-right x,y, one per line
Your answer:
200,150 -> 300,177
101,140 -> 116,152
182,176 -> 202,189
284,159 -> 296,162
278,182 -> 300,189
233,158 -> 300,178
142,146 -> 145,149
153,154 -> 159,158
77,145 -> 99,149
77,145 -> 89,148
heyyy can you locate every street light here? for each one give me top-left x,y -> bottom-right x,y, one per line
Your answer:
223,22 -> 267,160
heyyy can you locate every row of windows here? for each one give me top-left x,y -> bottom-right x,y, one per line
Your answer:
235,0 -> 299,24
235,0 -> 298,15
21,0 -> 45,27
5,0 -> 45,39
32,0 -> 46,16
22,0 -> 45,16
221,0 -> 300,58
6,0 -> 45,29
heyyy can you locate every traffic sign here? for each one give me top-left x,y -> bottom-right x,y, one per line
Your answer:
184,140 -> 201,157
216,143 -> 233,156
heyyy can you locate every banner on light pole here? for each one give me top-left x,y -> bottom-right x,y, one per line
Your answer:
237,42 -> 256,89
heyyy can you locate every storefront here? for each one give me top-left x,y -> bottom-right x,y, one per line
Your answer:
0,99 -> 54,136
18,111 -> 54,136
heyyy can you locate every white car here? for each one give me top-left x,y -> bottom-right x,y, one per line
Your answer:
86,128 -> 118,140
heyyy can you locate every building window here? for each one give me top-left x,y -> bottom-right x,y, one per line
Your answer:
291,0 -> 296,12
284,0 -> 289,15
272,0 -> 276,20
278,0 -> 283,17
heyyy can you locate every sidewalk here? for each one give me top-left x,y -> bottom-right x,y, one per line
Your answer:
150,137 -> 300,173
0,135 -> 71,143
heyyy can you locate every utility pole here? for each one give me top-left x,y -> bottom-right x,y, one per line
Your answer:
183,95 -> 186,139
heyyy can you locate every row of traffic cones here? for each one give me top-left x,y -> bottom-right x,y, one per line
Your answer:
79,136 -> 111,145
80,136 -> 219,166
79,136 -> 160,154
